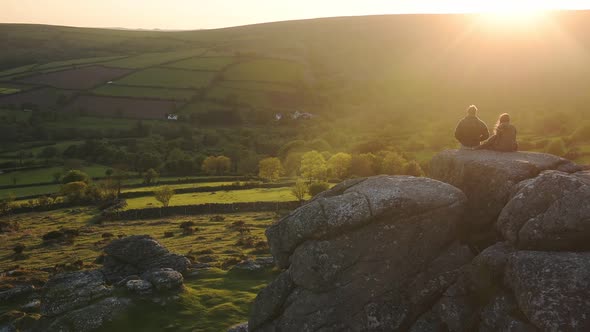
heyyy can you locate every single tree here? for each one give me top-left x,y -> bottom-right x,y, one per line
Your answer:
258,157 -> 283,182
144,168 -> 159,185
290,179 -> 308,203
300,151 -> 327,183
52,171 -> 63,183
328,152 -> 352,180
154,186 -> 175,207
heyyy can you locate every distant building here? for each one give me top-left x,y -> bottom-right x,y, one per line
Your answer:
291,111 -> 314,120
167,114 -> 178,120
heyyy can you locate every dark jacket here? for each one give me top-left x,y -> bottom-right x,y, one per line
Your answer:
454,115 -> 490,147
478,123 -> 518,152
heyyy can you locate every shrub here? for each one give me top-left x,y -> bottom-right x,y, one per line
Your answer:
545,139 -> 567,157
571,124 -> 590,143
308,182 -> 330,197
164,231 -> 174,238
101,232 -> 114,239
404,160 -> 425,177
182,227 -> 195,236
179,221 -> 196,229
210,215 -> 225,222
42,229 -> 79,245
13,243 -> 26,254
61,170 -> 90,184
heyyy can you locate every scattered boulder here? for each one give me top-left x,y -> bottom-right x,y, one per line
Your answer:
227,322 -> 248,332
46,297 -> 132,332
125,279 -> 153,295
40,270 -> 111,317
141,268 -> 183,291
250,175 -> 468,331
101,235 -> 191,282
36,235 -> 188,331
498,170 -> 590,250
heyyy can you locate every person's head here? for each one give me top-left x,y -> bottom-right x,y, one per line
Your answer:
494,113 -> 511,133
467,105 -> 478,116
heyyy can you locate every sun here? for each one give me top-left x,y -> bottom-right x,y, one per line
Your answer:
469,1 -> 550,27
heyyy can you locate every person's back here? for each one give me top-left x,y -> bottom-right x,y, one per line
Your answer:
476,113 -> 518,152
491,122 -> 517,152
454,105 -> 490,148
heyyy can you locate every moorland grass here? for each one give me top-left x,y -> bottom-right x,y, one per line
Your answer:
224,59 -> 304,83
0,209 -> 280,331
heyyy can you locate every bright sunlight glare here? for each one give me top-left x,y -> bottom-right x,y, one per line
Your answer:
461,0 -> 552,26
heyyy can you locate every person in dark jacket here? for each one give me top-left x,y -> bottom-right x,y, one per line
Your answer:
476,113 -> 518,152
454,105 -> 490,148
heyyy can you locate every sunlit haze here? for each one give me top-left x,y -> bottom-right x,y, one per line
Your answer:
1,0 -> 589,30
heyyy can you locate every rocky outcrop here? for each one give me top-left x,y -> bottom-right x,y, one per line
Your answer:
250,176 -> 471,331
34,235 -> 189,332
498,170 -> 590,250
249,151 -> 590,331
430,149 -> 579,248
102,235 -> 191,282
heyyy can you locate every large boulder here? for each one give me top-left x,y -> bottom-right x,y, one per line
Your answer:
505,251 -> 590,331
498,170 -> 590,250
250,176 -> 470,331
102,235 -> 191,282
46,297 -> 132,332
40,270 -> 111,317
430,150 -> 576,246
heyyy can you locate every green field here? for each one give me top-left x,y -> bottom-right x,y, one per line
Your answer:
0,164 -> 110,186
224,59 -> 304,83
0,64 -> 38,77
93,84 -> 196,100
166,57 -> 235,71
35,56 -> 126,70
0,88 -> 20,95
206,85 -> 272,108
124,187 -> 299,209
116,68 -> 216,89
103,49 -> 207,69
122,181 -> 238,193
0,184 -> 61,199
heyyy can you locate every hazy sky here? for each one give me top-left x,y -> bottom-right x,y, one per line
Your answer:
1,0 -> 589,30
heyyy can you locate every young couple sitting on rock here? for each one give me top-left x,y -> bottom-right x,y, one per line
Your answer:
454,105 -> 518,152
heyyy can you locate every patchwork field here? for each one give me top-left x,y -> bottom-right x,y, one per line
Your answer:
93,85 -> 196,101
103,49 -> 207,69
63,95 -> 180,119
0,164 -> 111,186
17,65 -> 133,90
166,57 -> 236,71
0,88 -> 73,110
116,68 -> 216,89
35,56 -> 126,71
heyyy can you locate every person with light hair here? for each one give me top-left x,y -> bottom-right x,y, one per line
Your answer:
454,105 -> 490,149
476,113 -> 518,152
